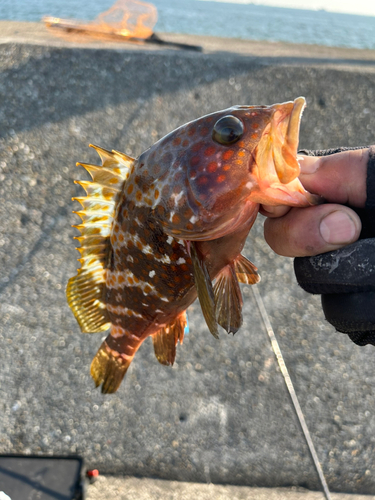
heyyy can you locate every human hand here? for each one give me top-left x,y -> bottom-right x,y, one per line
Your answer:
261,149 -> 367,257
260,147 -> 375,346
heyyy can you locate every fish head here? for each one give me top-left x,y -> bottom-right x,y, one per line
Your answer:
186,96 -> 320,210
238,96 -> 321,206
141,97 -> 320,240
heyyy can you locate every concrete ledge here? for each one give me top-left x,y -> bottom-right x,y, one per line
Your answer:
2,20 -> 375,72
86,476 -> 375,500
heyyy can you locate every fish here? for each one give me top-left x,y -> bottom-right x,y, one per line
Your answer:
67,96 -> 320,393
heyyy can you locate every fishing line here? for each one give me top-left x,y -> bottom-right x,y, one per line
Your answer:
252,286 -> 332,500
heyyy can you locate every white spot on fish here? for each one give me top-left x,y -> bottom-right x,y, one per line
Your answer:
176,257 -> 186,265
110,324 -> 127,338
107,304 -> 144,318
189,215 -> 198,223
141,243 -> 154,255
172,191 -> 184,206
107,269 -> 156,294
167,236 -> 174,245
149,270 -> 156,278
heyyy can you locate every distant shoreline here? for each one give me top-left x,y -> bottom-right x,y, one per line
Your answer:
1,20 -> 375,73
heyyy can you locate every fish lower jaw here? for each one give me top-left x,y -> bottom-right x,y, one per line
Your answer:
250,180 -> 321,207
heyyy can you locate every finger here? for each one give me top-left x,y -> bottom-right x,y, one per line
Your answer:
259,204 -> 291,218
298,149 -> 368,207
264,204 -> 362,257
260,148 -> 368,219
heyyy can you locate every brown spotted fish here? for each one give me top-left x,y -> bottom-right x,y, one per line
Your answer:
67,96 -> 320,393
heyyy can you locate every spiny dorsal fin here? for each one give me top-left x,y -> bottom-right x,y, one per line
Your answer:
234,254 -> 260,285
66,145 -> 135,333
214,263 -> 243,334
91,144 -> 134,171
152,312 -> 187,366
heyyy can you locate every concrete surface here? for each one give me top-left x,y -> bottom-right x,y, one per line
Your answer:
1,21 -> 375,496
86,476 -> 375,499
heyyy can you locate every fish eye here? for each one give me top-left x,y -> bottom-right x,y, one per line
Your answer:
212,115 -> 244,145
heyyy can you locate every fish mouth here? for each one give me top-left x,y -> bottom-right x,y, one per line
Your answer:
254,96 -> 306,185
250,96 -> 323,206
270,96 -> 306,184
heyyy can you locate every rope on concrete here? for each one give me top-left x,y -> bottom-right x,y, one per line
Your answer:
252,285 -> 332,500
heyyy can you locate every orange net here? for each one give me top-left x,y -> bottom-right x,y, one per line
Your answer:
44,0 -> 158,42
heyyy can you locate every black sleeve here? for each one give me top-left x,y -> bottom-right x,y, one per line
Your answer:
294,146 -> 375,346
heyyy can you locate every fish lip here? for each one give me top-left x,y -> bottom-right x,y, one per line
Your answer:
272,96 -> 305,154
249,97 -> 323,207
269,96 -> 306,185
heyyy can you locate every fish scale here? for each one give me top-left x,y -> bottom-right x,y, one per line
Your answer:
67,97 -> 321,393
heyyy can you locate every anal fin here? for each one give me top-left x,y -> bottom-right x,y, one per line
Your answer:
234,254 -> 260,285
152,312 -> 187,366
190,242 -> 219,339
214,263 -> 243,334
90,341 -> 133,394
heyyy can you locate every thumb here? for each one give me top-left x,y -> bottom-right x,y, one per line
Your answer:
264,204 -> 362,257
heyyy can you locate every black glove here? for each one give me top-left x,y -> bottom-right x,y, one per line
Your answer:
294,146 -> 375,346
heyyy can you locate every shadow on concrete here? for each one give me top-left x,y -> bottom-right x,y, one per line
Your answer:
1,45 -> 375,138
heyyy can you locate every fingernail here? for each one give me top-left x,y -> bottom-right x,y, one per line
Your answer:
320,211 -> 357,244
299,156 -> 320,174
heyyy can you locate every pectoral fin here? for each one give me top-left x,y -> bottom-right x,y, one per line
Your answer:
190,241 -> 219,339
214,263 -> 243,334
152,312 -> 187,366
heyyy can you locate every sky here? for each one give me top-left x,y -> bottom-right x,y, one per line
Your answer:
199,0 -> 375,17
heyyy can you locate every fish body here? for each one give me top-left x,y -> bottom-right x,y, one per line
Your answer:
67,97 -> 320,393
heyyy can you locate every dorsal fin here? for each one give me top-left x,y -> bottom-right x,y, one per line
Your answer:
91,144 -> 134,170
234,254 -> 260,285
152,312 -> 187,366
66,145 -> 135,333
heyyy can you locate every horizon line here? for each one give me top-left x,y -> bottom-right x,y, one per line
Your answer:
196,0 -> 375,18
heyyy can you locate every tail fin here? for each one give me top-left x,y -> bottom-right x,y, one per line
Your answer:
90,341 -> 133,394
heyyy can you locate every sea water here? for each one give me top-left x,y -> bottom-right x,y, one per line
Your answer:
1,0 -> 375,50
